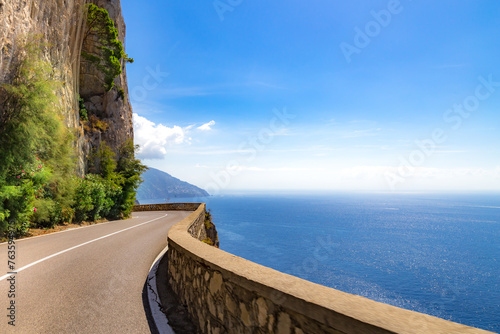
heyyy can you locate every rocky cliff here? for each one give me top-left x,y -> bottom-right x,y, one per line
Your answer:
0,0 -> 133,175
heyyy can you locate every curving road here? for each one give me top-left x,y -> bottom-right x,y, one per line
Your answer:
0,211 -> 190,334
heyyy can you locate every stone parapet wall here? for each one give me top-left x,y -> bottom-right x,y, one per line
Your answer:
186,204 -> 208,241
163,203 -> 495,334
133,203 -> 202,212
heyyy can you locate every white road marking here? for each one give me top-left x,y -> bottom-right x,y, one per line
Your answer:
0,214 -> 156,245
0,214 -> 168,281
0,219 -> 119,245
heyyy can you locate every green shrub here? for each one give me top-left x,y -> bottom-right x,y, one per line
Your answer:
202,237 -> 214,246
74,175 -> 101,222
62,207 -> 75,224
117,87 -> 125,100
89,142 -> 116,178
78,96 -> 88,121
0,183 -> 34,236
73,180 -> 92,223
85,140 -> 145,219
102,179 -> 122,219
0,159 -> 53,233
89,114 -> 109,132
115,139 -> 147,218
204,209 -> 213,229
32,198 -> 58,228
73,174 -> 121,222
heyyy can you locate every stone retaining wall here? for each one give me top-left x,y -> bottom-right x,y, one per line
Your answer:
161,203 -> 494,334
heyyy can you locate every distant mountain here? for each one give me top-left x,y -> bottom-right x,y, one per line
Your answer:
136,167 -> 209,201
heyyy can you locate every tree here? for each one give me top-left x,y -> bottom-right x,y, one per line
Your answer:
116,140 -> 147,217
0,35 -> 75,235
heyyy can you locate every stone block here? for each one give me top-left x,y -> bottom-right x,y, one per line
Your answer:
207,294 -> 217,317
217,303 -> 224,321
225,294 -> 237,315
210,271 -> 223,295
277,313 -> 291,334
255,297 -> 268,327
240,303 -> 251,327
268,314 -> 275,332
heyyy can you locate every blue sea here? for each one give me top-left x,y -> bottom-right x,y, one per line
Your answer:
142,193 -> 500,332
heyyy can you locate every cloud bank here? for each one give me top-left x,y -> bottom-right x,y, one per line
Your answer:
133,113 -> 215,159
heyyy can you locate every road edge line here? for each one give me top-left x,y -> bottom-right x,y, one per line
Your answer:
0,214 -> 168,281
0,212 -> 166,245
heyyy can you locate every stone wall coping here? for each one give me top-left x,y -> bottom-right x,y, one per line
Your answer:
133,203 -> 202,212
167,203 -> 494,334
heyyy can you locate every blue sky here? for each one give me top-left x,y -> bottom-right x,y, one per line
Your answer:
121,0 -> 500,193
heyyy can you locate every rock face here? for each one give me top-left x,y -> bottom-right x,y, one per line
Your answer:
0,0 -> 133,175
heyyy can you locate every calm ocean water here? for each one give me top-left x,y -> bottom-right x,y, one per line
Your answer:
142,193 -> 500,332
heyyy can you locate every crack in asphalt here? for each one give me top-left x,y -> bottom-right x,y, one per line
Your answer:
147,266 -> 164,312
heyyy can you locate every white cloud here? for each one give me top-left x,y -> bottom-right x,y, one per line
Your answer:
197,120 -> 216,131
133,113 -> 190,159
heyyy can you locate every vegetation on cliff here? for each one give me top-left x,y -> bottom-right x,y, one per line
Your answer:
82,3 -> 133,92
0,36 -> 76,235
202,210 -> 219,248
0,34 -> 144,238
78,140 -> 147,222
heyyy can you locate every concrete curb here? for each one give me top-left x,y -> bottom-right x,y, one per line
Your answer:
147,246 -> 175,334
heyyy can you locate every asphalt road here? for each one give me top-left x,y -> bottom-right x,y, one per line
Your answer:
0,211 -> 191,334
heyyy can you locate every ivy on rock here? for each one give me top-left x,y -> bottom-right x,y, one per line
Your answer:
82,3 -> 133,92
